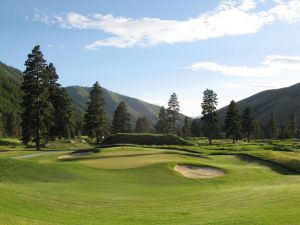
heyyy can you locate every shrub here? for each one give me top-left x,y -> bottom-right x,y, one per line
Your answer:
102,133 -> 191,146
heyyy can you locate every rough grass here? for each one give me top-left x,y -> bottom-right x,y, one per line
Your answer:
102,133 -> 191,146
0,145 -> 299,224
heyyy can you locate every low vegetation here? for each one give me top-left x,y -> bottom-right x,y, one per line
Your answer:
102,133 -> 191,146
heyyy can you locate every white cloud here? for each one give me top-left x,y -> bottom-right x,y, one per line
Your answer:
30,0 -> 300,49
188,54 -> 300,77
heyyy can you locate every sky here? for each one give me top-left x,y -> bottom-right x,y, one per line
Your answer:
1,0 -> 300,117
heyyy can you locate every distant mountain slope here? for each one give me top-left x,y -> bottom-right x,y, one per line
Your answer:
66,86 -> 172,126
0,61 -> 186,129
217,83 -> 300,127
0,62 -> 23,116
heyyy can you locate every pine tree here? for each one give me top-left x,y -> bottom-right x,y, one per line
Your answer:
241,107 -> 255,142
224,100 -> 241,143
267,112 -> 279,139
21,45 -> 53,150
253,120 -> 264,139
111,101 -> 131,134
135,116 -> 150,133
141,117 -> 150,133
201,89 -> 218,145
135,117 -> 144,133
84,82 -> 108,144
287,112 -> 297,138
6,111 -> 21,138
167,93 -> 180,135
155,106 -> 168,134
190,119 -> 201,137
182,116 -> 191,137
55,88 -> 75,139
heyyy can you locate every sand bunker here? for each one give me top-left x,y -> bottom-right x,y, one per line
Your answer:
58,152 -> 90,160
174,164 -> 224,179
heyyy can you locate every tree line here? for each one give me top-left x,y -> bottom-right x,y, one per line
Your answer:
17,46 -> 300,148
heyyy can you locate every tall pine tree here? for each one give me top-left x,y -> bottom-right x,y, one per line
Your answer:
84,82 -> 108,144
241,107 -> 255,142
287,112 -> 297,138
111,101 -> 131,134
182,116 -> 191,138
224,100 -> 241,143
167,93 -> 180,135
201,89 -> 218,145
155,106 -> 168,134
190,119 -> 201,137
21,45 -> 53,150
267,112 -> 279,139
134,117 -> 150,133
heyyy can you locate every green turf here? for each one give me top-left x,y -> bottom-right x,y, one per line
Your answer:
0,143 -> 299,225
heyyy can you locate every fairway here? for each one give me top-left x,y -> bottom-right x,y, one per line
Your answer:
0,146 -> 299,225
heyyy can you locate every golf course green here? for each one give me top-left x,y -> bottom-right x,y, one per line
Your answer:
0,142 -> 299,225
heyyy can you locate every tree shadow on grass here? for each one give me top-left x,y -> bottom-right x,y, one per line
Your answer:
236,154 -> 299,175
59,151 -> 208,162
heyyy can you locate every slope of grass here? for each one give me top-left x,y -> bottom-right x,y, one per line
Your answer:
102,133 -> 190,146
0,145 -> 299,224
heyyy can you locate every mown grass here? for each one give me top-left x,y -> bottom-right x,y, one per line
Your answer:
0,143 -> 299,224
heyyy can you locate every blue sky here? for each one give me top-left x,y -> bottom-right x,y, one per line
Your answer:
1,0 -> 300,116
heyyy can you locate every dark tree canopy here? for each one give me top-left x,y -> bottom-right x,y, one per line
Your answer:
287,112 -> 297,138
134,116 -> 150,133
190,119 -> 201,137
201,89 -> 218,144
111,101 -> 132,134
267,112 -> 279,139
167,93 -> 180,135
84,82 -> 108,144
182,116 -> 191,138
21,45 -> 54,149
241,107 -> 255,142
224,100 -> 241,143
155,106 -> 168,134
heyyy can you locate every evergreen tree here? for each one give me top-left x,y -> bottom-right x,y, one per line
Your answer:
167,93 -> 180,135
21,45 -> 53,149
190,119 -> 201,137
0,113 -> 5,137
142,117 -> 150,133
6,111 -> 21,138
111,101 -> 131,134
224,100 -> 241,143
253,120 -> 264,139
182,116 -> 191,137
55,88 -> 75,139
135,116 -> 150,133
201,89 -> 218,145
155,106 -> 168,134
84,82 -> 108,144
241,107 -> 255,142
267,112 -> 279,139
287,112 -> 297,138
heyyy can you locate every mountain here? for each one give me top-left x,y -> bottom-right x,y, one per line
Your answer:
0,61 -> 184,130
0,62 -> 23,116
216,83 -> 300,127
66,86 -> 164,126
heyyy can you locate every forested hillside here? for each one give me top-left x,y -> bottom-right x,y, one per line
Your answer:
217,83 -> 300,127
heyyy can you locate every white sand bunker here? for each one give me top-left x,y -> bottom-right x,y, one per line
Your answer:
174,164 -> 224,179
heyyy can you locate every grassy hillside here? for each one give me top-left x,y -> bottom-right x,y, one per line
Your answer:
217,83 -> 300,127
0,144 -> 299,224
0,61 -> 184,130
66,86 -> 185,127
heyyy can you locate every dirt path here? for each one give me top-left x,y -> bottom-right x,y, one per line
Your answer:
12,151 -> 66,159
174,164 -> 224,178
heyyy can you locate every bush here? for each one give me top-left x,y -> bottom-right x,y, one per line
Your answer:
102,133 -> 191,146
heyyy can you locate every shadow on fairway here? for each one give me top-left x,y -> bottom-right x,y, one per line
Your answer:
59,151 -> 208,162
236,154 -> 299,175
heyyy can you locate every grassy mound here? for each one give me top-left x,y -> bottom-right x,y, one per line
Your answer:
102,133 -> 190,146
